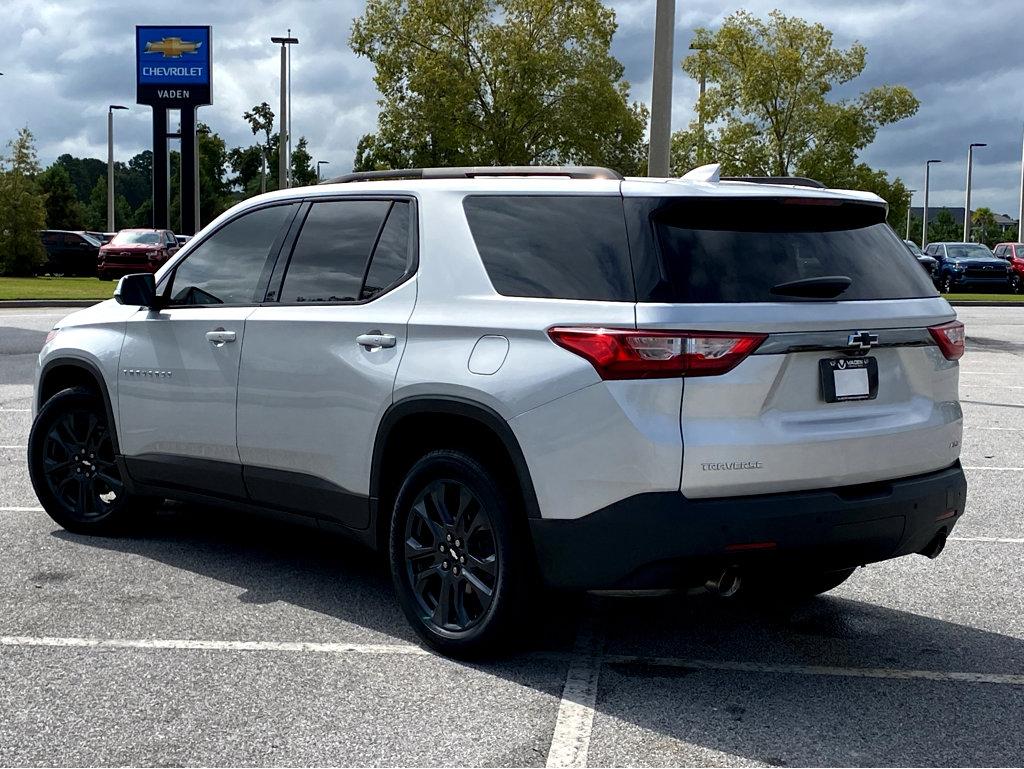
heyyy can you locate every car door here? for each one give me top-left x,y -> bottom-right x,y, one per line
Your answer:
117,202 -> 298,499
236,197 -> 417,528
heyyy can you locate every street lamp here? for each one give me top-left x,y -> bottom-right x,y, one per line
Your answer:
647,0 -> 674,177
107,105 -> 128,233
271,35 -> 299,190
906,189 -> 917,241
963,142 -> 987,242
316,160 -> 330,181
690,41 -> 714,166
923,159 -> 942,249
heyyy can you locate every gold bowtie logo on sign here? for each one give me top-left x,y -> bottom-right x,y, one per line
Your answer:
144,37 -> 203,58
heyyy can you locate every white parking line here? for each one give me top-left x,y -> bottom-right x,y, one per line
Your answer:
0,507 -> 43,512
970,426 -> 1024,431
963,465 -> 1024,471
604,656 -> 1024,686
0,445 -> 25,449
951,536 -> 1024,544
546,607 -> 603,769
0,635 -> 429,655
0,409 -> 30,413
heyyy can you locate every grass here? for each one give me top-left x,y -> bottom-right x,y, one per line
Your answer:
948,292 -> 1024,302
0,277 -> 114,301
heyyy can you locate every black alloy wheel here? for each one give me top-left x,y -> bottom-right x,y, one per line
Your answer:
404,478 -> 498,632
390,450 -> 529,657
29,387 -> 155,534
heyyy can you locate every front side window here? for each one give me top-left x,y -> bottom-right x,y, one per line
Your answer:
168,204 -> 295,306
278,199 -> 412,303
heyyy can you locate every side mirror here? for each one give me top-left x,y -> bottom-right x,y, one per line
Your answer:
114,273 -> 160,309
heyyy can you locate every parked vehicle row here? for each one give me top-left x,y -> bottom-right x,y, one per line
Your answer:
925,242 -> 1019,294
37,229 -> 180,279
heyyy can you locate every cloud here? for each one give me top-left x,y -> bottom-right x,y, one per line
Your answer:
2,0 -> 1022,213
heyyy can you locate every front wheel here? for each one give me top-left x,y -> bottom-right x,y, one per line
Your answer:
28,387 -> 157,535
389,450 -> 530,657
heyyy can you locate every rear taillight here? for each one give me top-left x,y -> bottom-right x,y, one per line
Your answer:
547,328 -> 766,380
928,320 -> 965,361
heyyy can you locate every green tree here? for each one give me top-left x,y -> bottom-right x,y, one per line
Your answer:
970,207 -> 1003,248
84,176 -> 132,232
244,102 -> 277,192
290,136 -> 317,187
39,164 -> 84,230
197,123 -> 233,226
228,144 -> 266,197
673,11 -> 917,181
0,128 -> 47,276
350,0 -> 648,173
928,209 -> 960,244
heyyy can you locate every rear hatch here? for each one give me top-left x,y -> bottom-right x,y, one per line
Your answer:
624,189 -> 963,499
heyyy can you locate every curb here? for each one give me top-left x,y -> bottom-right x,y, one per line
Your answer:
0,300 -> 101,309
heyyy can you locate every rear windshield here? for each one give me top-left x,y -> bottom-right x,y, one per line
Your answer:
629,197 -> 938,303
463,195 -> 634,301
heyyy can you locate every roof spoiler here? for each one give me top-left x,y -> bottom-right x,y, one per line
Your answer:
722,175 -> 827,189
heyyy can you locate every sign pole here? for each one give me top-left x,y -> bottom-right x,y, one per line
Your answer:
152,107 -> 169,229
180,107 -> 198,234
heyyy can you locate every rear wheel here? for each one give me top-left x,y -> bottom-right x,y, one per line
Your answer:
28,387 -> 157,535
389,450 -> 530,657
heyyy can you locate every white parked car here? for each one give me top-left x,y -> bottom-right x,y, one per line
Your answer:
29,164 -> 967,656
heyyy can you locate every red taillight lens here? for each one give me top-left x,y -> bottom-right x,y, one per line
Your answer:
928,320 -> 965,361
547,328 -> 766,380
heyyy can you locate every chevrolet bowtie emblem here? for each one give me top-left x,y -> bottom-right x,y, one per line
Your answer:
144,37 -> 203,58
847,331 -> 879,351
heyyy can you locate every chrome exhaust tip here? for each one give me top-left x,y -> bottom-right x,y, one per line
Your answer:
706,567 -> 742,598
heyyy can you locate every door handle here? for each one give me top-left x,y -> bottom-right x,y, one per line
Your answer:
356,331 -> 397,350
205,328 -> 237,347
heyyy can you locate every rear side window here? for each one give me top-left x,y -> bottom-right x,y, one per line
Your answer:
278,199 -> 414,304
625,197 -> 938,303
463,196 -> 634,301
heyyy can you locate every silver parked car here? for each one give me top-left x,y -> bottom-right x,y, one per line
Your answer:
29,164 -> 966,656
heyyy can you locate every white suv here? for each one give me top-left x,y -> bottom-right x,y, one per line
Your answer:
29,165 -> 967,656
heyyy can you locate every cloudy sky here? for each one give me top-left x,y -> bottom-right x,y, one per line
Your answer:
4,0 -> 1023,214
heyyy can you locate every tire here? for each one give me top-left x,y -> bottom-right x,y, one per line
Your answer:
744,567 -> 856,603
389,449 -> 531,658
98,271 -> 112,281
28,387 -> 157,535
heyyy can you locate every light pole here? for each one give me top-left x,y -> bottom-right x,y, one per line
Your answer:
906,189 -> 916,241
106,105 -> 128,233
271,35 -> 298,190
690,41 -> 714,166
647,0 -> 674,177
963,142 -> 986,242
1017,124 -> 1023,242
316,160 -> 329,181
923,159 -> 942,248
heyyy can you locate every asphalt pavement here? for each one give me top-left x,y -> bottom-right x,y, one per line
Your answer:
0,305 -> 1021,767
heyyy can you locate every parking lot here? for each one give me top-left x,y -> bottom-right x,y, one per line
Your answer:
0,304 -> 1021,767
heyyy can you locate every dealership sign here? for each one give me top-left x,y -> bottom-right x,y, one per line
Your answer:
136,25 -> 211,107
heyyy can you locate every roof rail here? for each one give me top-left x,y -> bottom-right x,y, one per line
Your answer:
721,176 -> 827,189
321,165 -> 624,184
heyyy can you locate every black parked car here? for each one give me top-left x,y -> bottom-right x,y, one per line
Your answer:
903,239 -> 938,276
38,231 -> 102,276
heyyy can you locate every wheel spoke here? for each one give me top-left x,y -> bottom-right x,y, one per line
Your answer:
412,501 -> 444,543
405,537 -> 435,562
43,457 -> 73,476
428,483 -> 453,526
452,582 -> 470,627
462,567 -> 494,600
82,413 -> 99,451
432,574 -> 453,627
95,470 -> 124,492
465,552 -> 497,581
75,476 -> 90,515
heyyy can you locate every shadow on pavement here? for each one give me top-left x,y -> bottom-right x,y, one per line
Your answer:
54,504 -> 1024,767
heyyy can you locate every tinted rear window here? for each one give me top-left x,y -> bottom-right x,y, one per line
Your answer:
626,197 -> 938,303
463,196 -> 634,301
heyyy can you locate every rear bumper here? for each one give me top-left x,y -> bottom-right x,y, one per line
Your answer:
530,463 -> 967,589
